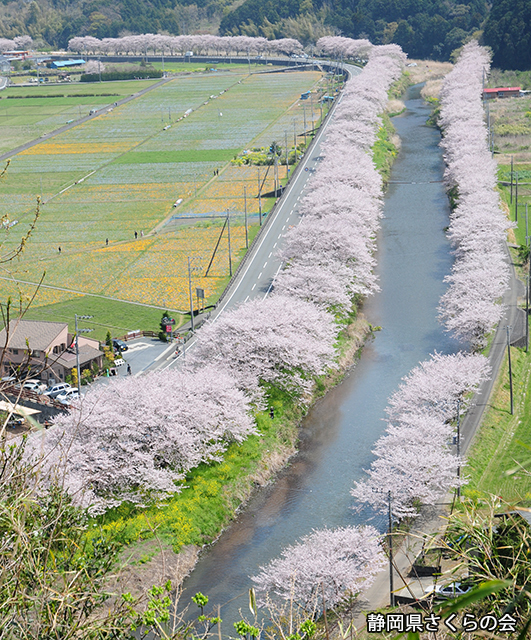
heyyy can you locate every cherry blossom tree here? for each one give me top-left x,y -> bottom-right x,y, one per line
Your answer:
437,42 -> 510,349
84,60 -> 105,75
188,295 -> 337,403
251,526 -> 385,609
26,365 -> 255,513
351,352 -> 490,519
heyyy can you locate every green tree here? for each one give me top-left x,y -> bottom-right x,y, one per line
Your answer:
484,0 -> 531,70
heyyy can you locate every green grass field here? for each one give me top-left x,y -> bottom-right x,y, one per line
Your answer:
0,69 -> 323,339
464,346 -> 531,504
0,80 -> 160,154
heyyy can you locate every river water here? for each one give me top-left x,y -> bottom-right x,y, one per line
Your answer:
179,83 -> 461,626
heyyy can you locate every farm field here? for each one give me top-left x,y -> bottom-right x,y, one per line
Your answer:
0,80 -> 160,154
0,68 -> 323,338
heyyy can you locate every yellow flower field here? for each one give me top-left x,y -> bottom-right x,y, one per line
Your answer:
20,141 -> 137,155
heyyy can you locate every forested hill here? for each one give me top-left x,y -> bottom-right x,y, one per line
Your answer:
0,0 -> 528,68
220,0 -> 488,61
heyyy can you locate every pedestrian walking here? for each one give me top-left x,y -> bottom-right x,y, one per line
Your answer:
127,364 -> 132,375
140,230 -> 144,237
135,231 -> 138,239
58,246 -> 61,253
105,238 -> 109,246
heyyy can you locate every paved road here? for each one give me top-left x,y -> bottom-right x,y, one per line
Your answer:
152,64 -> 359,372
460,243 -> 524,454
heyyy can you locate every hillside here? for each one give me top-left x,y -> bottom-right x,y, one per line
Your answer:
1,0 -> 489,61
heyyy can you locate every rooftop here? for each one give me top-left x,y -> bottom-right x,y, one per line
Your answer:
0,319 -> 68,351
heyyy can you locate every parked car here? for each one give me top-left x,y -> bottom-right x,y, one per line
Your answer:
425,581 -> 473,599
23,379 -> 47,393
112,339 -> 128,353
43,382 -> 71,399
56,387 -> 79,405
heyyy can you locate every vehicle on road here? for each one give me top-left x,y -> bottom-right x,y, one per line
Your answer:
43,382 -> 71,399
56,387 -> 80,405
112,339 -> 129,353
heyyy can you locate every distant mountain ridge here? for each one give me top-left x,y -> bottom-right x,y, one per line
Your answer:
0,0 -> 526,67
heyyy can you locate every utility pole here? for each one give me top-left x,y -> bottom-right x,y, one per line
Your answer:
227,210 -> 232,277
515,172 -> 519,223
244,186 -> 248,248
285,130 -> 289,177
303,102 -> 307,146
188,257 -> 194,333
456,398 -> 461,498
258,167 -> 262,226
510,156 -> 514,204
387,490 -> 394,607
526,203 -> 529,354
507,326 -> 513,415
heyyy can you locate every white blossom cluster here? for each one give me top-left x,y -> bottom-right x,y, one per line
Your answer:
0,35 -> 33,51
251,526 -> 386,608
438,41 -> 511,349
67,34 -> 303,57
351,352 -> 490,519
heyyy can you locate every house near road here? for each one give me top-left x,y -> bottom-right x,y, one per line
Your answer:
483,87 -> 521,99
0,319 -> 102,384
0,55 -> 10,74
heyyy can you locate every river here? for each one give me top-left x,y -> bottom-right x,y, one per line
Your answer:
178,82 -> 461,628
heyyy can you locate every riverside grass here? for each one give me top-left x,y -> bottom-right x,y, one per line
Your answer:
463,166 -> 531,502
463,346 -> 531,504
87,311 -> 372,556
0,69 -> 322,338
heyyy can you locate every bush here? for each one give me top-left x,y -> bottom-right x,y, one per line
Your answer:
80,68 -> 163,82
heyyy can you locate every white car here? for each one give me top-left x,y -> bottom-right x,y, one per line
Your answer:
43,382 -> 71,398
425,581 -> 473,598
56,387 -> 79,405
23,379 -> 47,393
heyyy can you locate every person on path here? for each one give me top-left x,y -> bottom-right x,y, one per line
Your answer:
135,231 -> 138,239
127,364 -> 132,375
106,238 -> 109,246
58,246 -> 61,253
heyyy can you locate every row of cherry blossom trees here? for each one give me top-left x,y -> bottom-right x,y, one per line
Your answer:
351,352 -> 490,520
274,43 -> 405,317
27,366 -> 255,513
251,526 -> 385,608
252,43 -> 513,607
27,44 -> 406,609
67,35 -> 303,58
248,43 -> 406,606
350,43 -> 508,523
27,44 -> 402,517
437,42 -> 510,349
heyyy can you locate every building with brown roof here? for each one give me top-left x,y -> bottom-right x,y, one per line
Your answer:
0,319 -> 103,384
